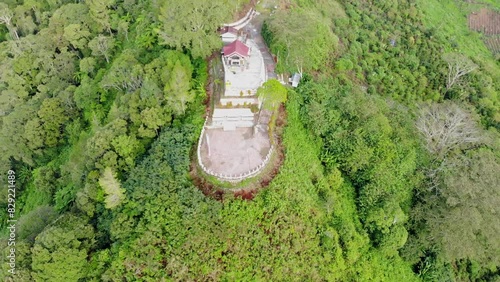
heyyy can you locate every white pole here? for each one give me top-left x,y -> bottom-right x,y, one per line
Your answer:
206,133 -> 211,157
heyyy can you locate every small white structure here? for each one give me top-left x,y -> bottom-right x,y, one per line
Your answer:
290,73 -> 302,87
219,26 -> 238,44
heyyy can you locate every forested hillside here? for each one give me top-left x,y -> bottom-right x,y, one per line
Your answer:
0,0 -> 498,281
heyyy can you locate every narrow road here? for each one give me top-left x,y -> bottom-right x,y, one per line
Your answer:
242,15 -> 277,80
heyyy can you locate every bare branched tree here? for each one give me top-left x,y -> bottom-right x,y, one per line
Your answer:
417,102 -> 485,193
416,102 -> 482,159
0,4 -> 19,40
88,35 -> 115,63
443,53 -> 477,91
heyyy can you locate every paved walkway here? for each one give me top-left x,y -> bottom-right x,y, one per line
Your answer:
223,40 -> 265,96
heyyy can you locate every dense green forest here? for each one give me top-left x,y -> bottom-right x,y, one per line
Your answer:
0,0 -> 498,281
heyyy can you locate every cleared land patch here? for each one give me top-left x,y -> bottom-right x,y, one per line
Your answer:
468,8 -> 500,54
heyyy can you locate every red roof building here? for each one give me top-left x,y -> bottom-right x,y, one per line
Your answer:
219,26 -> 239,44
219,26 -> 238,35
223,40 -> 249,58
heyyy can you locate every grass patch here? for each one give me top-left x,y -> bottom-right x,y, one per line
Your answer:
478,0 -> 500,10
417,0 -> 489,56
417,0 -> 499,79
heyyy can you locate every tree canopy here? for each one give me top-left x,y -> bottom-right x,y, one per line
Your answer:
0,0 -> 498,281
257,79 -> 288,111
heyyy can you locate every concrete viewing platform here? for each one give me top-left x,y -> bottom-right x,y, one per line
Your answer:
199,126 -> 271,176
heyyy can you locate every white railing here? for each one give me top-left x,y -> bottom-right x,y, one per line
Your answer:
197,117 -> 209,175
232,10 -> 258,30
224,8 -> 255,28
197,118 -> 274,182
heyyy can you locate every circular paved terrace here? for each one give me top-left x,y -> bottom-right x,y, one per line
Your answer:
199,126 -> 271,176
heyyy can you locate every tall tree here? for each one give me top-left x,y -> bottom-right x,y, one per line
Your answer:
88,35 -> 115,64
17,206 -> 58,243
158,0 -> 228,58
412,149 -> 500,266
63,24 -> 91,50
13,3 -> 37,36
164,60 -> 194,115
86,0 -> 114,34
98,167 -> 126,209
100,50 -> 143,92
31,214 -> 94,281
416,102 -> 482,159
139,106 -> 167,137
263,8 -> 339,72
1,102 -> 38,164
256,79 -> 287,124
258,79 -> 288,108
443,53 -> 477,91
42,3 -> 91,49
0,3 -> 19,40
111,134 -> 144,169
37,98 -> 70,148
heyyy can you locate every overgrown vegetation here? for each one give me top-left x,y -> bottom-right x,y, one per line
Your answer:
0,0 -> 498,281
263,0 -> 499,280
